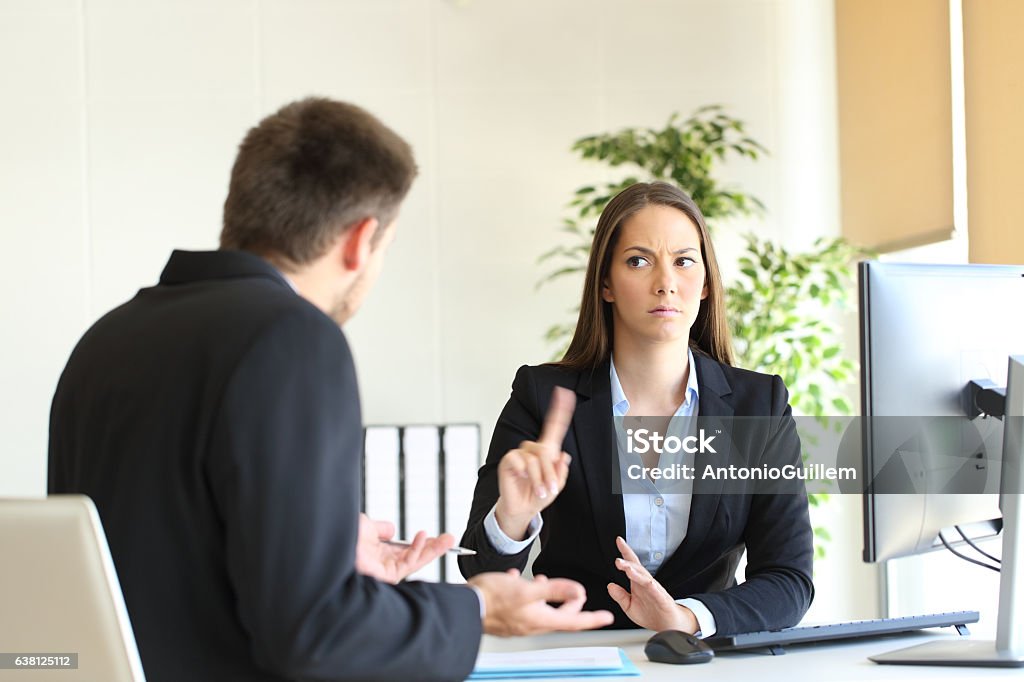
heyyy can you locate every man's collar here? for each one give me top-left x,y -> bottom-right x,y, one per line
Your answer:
159,249 -> 293,290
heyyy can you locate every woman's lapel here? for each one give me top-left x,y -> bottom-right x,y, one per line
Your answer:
571,362 -> 628,570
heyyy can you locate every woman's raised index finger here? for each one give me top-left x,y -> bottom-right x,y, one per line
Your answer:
538,386 -> 576,448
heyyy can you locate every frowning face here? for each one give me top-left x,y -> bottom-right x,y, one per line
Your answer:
602,204 -> 708,347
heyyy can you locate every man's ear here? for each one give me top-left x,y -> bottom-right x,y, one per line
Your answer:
340,217 -> 379,271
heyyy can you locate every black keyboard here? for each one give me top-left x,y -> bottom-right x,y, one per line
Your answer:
705,611 -> 980,654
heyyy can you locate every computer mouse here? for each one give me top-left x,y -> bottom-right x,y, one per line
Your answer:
644,629 -> 714,665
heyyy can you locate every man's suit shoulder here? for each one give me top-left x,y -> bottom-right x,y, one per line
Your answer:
219,278 -> 339,331
210,278 -> 349,358
257,293 -> 344,342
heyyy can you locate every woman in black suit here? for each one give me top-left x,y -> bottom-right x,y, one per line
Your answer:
460,181 -> 814,636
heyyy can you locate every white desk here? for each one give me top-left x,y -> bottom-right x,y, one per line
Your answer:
481,629 -> 1021,681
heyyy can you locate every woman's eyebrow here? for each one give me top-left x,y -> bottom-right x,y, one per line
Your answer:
623,246 -> 699,255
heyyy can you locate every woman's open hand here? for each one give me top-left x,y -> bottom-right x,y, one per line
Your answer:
607,536 -> 699,633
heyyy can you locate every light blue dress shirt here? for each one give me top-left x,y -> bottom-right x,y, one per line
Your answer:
483,348 -> 717,637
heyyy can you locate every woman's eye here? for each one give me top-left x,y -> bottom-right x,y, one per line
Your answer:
626,256 -> 650,267
676,256 -> 696,268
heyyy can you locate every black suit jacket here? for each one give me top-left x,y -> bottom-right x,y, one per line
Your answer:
49,250 -> 481,681
459,354 -> 814,635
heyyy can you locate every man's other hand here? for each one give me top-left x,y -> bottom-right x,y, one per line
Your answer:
469,569 -> 614,636
355,513 -> 455,584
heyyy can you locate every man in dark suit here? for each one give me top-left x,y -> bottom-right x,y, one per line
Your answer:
49,97 -> 611,681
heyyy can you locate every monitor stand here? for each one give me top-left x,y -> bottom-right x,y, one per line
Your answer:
871,355 -> 1024,668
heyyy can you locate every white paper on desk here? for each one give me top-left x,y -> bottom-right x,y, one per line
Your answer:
473,647 -> 623,673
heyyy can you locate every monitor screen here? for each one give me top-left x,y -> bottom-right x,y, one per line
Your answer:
859,261 -> 1024,562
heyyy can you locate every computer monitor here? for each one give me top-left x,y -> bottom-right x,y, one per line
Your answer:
859,262 -> 1020,561
858,261 -> 1024,667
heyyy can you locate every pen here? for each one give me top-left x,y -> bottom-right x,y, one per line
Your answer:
383,539 -> 477,556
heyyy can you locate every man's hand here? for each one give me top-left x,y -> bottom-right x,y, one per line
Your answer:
354,513 -> 455,584
494,387 -> 575,540
606,536 -> 698,633
469,569 -> 614,636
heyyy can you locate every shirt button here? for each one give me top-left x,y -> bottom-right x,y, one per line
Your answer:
654,552 -> 664,560
654,497 -> 664,507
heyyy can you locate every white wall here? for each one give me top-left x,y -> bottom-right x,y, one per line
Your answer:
0,0 -> 874,620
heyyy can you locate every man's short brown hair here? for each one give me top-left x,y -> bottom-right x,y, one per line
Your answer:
220,97 -> 417,266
